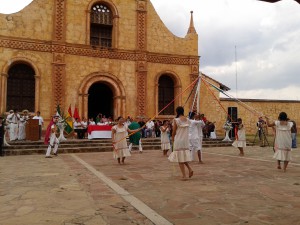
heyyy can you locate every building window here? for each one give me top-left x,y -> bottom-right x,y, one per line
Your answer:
158,75 -> 174,115
90,3 -> 113,48
7,63 -> 35,112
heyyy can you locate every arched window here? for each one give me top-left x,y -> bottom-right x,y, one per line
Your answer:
90,3 -> 113,48
7,63 -> 35,112
158,75 -> 174,115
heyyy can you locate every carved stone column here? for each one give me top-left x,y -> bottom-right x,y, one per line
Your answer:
34,75 -> 40,111
51,0 -> 66,112
0,73 -> 8,112
136,69 -> 147,116
136,0 -> 148,116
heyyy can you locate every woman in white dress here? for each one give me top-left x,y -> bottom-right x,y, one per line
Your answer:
232,118 -> 246,156
160,120 -> 171,156
168,106 -> 193,180
112,116 -> 140,164
266,112 -> 293,172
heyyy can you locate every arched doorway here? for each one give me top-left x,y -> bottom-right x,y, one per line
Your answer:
7,63 -> 35,112
88,82 -> 113,120
158,75 -> 175,115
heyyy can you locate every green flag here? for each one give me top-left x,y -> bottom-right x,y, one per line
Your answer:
56,104 -> 61,117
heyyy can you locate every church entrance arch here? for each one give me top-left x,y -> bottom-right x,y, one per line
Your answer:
88,82 -> 113,120
78,73 -> 126,121
7,63 -> 35,112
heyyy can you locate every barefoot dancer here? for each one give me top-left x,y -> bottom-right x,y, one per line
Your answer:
168,106 -> 194,180
232,118 -> 246,156
112,116 -> 140,164
160,120 -> 171,156
266,112 -> 293,172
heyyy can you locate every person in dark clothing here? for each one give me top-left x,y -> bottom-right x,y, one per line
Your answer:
0,116 -> 5,157
138,117 -> 146,138
154,120 -> 162,137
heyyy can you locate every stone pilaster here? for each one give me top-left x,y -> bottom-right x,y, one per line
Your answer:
51,0 -> 66,112
136,0 -> 148,116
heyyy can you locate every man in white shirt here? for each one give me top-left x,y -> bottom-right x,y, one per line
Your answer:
89,118 -> 96,125
6,109 -> 20,141
145,120 -> 154,138
33,111 -> 44,140
74,118 -> 84,139
81,117 -> 88,139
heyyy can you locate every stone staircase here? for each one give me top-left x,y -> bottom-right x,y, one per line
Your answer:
3,137 -> 233,156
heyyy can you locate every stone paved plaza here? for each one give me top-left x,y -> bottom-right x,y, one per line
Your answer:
1,146 -> 300,225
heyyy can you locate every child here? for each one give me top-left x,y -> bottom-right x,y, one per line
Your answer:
160,120 -> 171,156
112,116 -> 140,164
266,112 -> 293,172
232,118 -> 246,156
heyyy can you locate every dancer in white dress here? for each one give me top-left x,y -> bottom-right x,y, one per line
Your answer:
160,120 -> 171,156
266,112 -> 293,172
112,116 -> 140,164
232,118 -> 246,156
194,113 -> 206,163
168,106 -> 194,180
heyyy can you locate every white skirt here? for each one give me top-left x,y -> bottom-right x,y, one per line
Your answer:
273,149 -> 291,161
232,140 -> 246,148
161,142 -> 171,150
113,148 -> 131,159
168,150 -> 192,163
189,139 -> 201,151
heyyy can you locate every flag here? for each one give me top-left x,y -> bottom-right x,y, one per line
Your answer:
73,105 -> 80,121
68,104 -> 73,118
64,104 -> 73,134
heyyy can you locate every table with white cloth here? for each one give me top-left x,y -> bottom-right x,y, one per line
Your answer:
87,125 -> 112,139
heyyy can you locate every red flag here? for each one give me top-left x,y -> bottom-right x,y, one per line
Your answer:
73,105 -> 80,121
68,104 -> 73,118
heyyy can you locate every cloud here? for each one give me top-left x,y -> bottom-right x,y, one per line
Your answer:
151,0 -> 300,100
0,0 -> 33,14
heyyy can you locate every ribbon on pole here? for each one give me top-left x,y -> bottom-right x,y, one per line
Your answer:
113,75 -> 201,146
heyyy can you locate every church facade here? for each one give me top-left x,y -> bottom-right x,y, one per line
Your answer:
0,0 -> 201,122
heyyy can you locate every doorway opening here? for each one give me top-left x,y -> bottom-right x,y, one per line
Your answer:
88,82 -> 113,120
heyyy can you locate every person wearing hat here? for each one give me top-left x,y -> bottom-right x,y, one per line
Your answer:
0,116 -> 4,156
18,110 -> 29,141
6,109 -> 20,141
44,115 -> 60,158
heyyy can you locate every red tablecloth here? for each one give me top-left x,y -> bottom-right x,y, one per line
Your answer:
88,125 -> 113,134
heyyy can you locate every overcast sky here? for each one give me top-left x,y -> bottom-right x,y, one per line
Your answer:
1,0 -> 300,100
150,0 -> 300,100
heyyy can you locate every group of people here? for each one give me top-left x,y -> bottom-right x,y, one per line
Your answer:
231,112 -> 296,172
111,108 -> 297,181
1,106 -> 296,176
1,109 -> 44,142
111,107 -> 210,180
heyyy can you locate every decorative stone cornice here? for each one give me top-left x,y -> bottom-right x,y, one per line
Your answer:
0,37 -> 199,66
